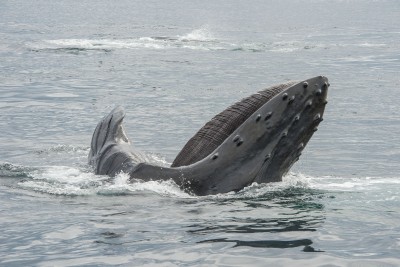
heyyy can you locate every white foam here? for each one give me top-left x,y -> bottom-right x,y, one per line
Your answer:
128,179 -> 193,198
16,161 -> 399,198
19,166 -> 107,195
19,165 -> 192,197
38,37 -> 202,51
96,173 -> 193,198
33,31 -> 326,54
46,38 -> 155,50
29,27 -> 223,53
46,38 -> 94,48
29,166 -> 91,183
19,180 -> 95,196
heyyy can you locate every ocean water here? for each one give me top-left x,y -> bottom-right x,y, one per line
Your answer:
1,0 -> 400,266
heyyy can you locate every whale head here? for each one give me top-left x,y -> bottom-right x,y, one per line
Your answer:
171,76 -> 329,195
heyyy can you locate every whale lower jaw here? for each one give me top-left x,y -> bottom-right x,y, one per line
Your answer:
89,76 -> 329,196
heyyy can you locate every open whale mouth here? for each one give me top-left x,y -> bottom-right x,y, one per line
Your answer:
89,76 -> 329,196
172,76 -> 329,185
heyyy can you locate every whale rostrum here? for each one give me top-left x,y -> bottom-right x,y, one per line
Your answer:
89,76 -> 329,195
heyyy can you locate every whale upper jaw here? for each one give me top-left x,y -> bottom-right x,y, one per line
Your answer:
252,76 -> 329,184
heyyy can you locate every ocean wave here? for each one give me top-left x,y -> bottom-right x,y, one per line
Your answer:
29,38 -> 321,54
28,27 -> 219,53
24,24 -> 393,55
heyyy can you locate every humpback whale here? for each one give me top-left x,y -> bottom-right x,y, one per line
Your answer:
89,76 -> 329,195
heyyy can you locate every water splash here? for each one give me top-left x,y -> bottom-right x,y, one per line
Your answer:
3,158 -> 398,199
10,164 -> 190,197
178,26 -> 215,42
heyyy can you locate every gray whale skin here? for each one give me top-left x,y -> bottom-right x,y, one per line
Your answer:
89,76 -> 329,196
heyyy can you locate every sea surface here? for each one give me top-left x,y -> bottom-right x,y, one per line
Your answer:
1,0 -> 400,266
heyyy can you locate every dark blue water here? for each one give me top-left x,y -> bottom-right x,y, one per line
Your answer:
1,0 -> 400,266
